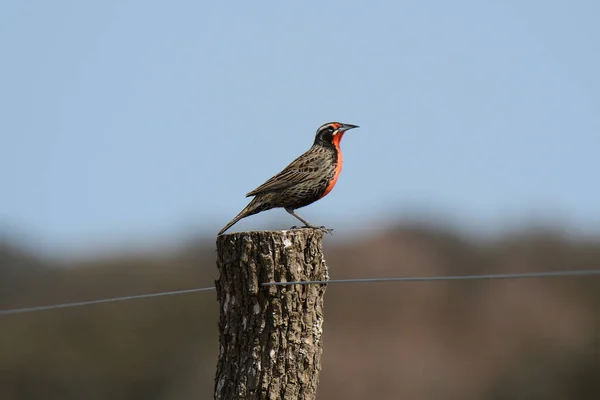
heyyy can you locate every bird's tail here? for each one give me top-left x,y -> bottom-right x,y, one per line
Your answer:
218,198 -> 263,235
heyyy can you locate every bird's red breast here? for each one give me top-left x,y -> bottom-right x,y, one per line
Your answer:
320,132 -> 344,198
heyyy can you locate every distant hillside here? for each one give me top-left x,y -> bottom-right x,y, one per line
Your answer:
1,224 -> 599,400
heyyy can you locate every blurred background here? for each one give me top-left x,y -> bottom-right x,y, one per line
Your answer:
1,1 -> 599,399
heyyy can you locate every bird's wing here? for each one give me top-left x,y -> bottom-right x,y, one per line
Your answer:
246,149 -> 325,197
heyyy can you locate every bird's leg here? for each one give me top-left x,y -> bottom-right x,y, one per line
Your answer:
286,209 -> 313,227
285,208 -> 333,234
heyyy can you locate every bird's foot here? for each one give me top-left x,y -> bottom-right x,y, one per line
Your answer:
289,225 -> 333,235
316,226 -> 334,235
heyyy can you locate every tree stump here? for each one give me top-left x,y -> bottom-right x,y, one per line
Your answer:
214,229 -> 329,400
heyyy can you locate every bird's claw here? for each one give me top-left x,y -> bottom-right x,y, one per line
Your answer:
288,225 -> 333,234
317,226 -> 334,235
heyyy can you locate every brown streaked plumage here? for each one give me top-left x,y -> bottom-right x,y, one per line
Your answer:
218,122 -> 359,235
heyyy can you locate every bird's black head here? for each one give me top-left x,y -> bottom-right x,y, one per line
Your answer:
313,122 -> 359,148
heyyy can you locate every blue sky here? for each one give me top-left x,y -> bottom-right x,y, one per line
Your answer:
1,0 -> 599,255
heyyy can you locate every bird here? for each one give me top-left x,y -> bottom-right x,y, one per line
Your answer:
218,122 -> 359,235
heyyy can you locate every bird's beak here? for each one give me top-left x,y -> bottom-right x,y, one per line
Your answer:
339,123 -> 359,132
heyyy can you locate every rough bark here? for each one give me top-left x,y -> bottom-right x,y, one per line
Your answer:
214,229 -> 329,400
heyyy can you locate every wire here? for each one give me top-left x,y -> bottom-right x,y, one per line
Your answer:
261,269 -> 600,286
2,269 -> 599,316
0,286 -> 216,316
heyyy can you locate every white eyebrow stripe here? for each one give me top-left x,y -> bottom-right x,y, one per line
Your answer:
316,123 -> 339,134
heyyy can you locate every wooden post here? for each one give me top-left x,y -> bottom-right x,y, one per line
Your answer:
214,229 -> 329,400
